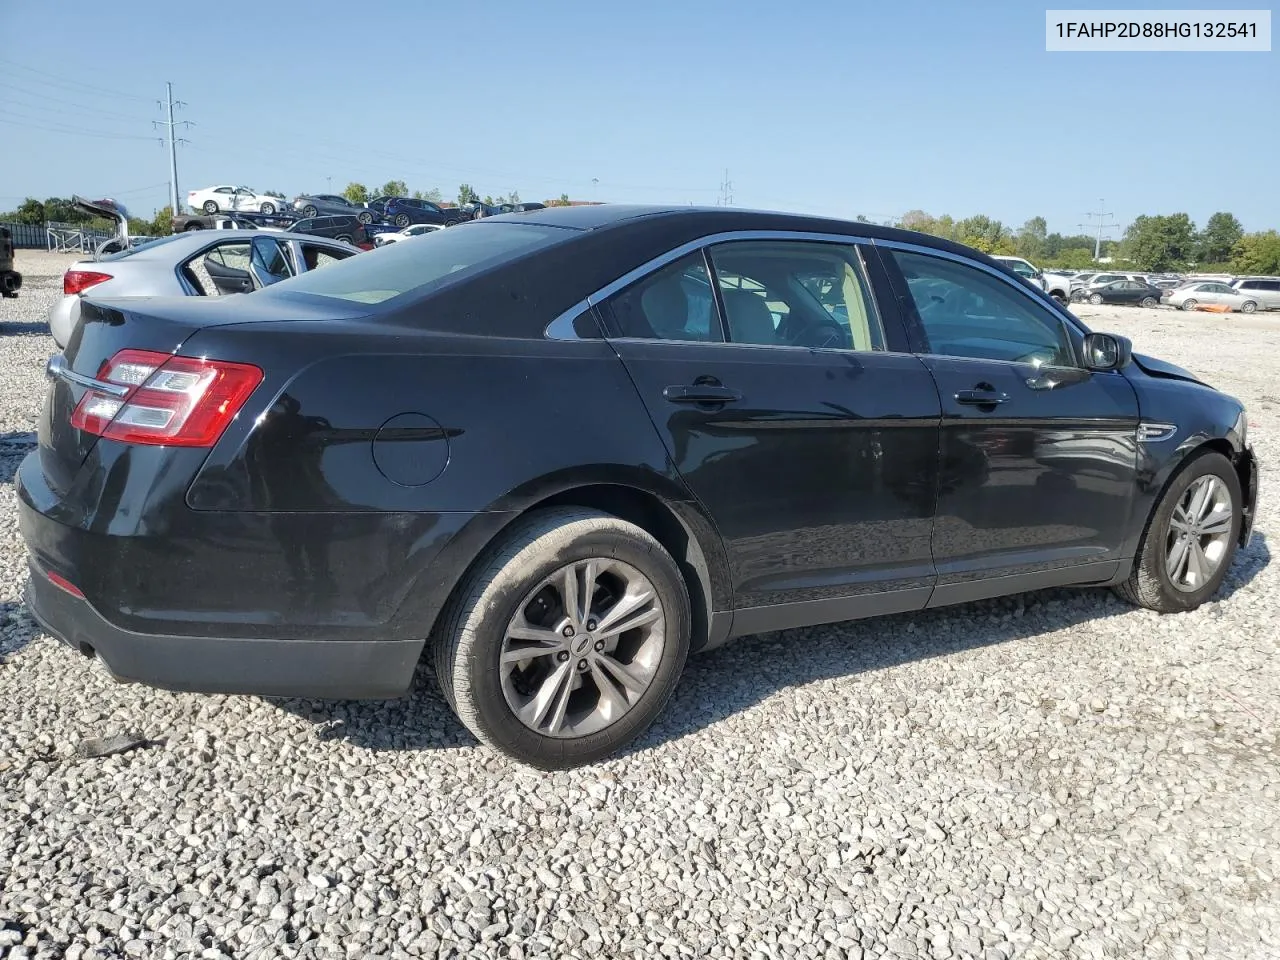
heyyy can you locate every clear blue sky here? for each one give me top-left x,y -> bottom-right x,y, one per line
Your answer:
1,0 -> 1276,236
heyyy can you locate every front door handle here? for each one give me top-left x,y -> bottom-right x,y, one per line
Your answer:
663,384 -> 742,405
955,388 -> 1009,406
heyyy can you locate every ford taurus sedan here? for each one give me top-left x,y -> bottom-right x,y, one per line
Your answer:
18,205 -> 1258,768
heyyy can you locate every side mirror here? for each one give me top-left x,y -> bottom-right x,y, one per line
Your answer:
1083,332 -> 1132,372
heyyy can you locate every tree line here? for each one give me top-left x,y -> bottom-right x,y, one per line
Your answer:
889,209 -> 1279,275
3,192 -> 1277,274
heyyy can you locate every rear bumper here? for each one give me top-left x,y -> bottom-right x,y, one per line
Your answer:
25,561 -> 423,698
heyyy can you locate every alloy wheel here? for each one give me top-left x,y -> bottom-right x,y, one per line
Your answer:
499,557 -> 666,738
1242,301 -> 1257,314
1089,293 -> 1103,304
1141,297 -> 1157,308
1165,475 -> 1234,593
1182,299 -> 1198,311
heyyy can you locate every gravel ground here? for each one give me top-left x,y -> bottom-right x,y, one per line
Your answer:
1,254 -> 1277,960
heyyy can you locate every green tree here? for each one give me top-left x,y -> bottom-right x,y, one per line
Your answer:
1121,213 -> 1196,270
955,215 -> 1008,253
380,180 -> 409,198
1230,231 -> 1280,275
508,189 -> 520,204
1045,247 -> 1097,270
1196,212 -> 1243,264
151,206 -> 174,236
1015,216 -> 1047,260
343,182 -> 370,205
483,195 -> 495,206
457,183 -> 479,205
14,198 -> 45,224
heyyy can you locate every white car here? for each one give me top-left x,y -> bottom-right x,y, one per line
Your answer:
187,185 -> 283,216
374,223 -> 443,246
1165,281 -> 1261,314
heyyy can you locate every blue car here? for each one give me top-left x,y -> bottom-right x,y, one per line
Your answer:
382,197 -> 468,229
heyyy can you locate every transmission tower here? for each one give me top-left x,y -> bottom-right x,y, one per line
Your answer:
1083,200 -> 1117,260
718,169 -> 733,206
153,83 -> 193,214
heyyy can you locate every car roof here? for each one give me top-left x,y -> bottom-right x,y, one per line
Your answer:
496,204 -> 1013,263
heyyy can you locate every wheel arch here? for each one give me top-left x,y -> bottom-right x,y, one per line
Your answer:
416,480 -> 732,655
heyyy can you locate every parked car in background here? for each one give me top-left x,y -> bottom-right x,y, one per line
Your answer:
1072,272 -> 1148,299
292,194 -> 363,218
1083,279 -> 1164,307
188,186 -> 283,215
0,226 -> 21,298
990,256 -> 1073,305
286,215 -> 371,248
1230,277 -> 1280,310
18,205 -> 1257,768
171,210 -> 298,233
46,230 -> 358,347
1165,281 -> 1261,313
468,201 -> 548,219
374,223 -> 442,246
383,197 -> 469,228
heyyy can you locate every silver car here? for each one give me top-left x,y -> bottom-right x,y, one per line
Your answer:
1164,281 -> 1261,314
1231,277 -> 1280,310
291,194 -> 362,218
48,230 -> 358,347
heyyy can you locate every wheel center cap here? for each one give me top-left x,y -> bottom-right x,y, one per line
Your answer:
573,635 -> 593,655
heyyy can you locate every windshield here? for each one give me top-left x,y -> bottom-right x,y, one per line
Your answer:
260,222 -> 574,305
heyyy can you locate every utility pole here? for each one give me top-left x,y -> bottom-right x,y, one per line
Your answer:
154,83 -> 192,214
1084,200 -> 1116,260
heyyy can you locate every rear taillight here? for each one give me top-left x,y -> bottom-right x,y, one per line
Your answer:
70,348 -> 263,447
63,270 -> 113,295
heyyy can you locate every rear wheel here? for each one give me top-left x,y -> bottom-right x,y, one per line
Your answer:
1088,293 -> 1103,305
1051,293 -> 1068,307
357,211 -> 373,224
202,200 -> 218,214
184,222 -> 204,231
394,213 -> 411,228
433,508 -> 691,769
1114,451 -> 1241,612
1241,300 -> 1258,314
302,205 -> 319,218
445,218 -> 461,227
1181,298 -> 1198,311
1141,296 -> 1158,308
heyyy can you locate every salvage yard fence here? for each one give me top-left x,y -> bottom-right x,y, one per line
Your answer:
0,221 -> 116,251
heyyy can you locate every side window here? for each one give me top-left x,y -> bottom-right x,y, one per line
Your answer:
300,244 -> 351,271
707,241 -> 883,351
251,237 -> 293,284
889,249 -> 1074,367
604,253 -> 722,342
189,240 -> 252,296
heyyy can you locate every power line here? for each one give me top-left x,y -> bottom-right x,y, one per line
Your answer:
5,80 -> 157,124
0,110 -> 158,141
0,57 -> 155,103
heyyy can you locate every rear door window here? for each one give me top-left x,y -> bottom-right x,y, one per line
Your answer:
604,254 -> 722,342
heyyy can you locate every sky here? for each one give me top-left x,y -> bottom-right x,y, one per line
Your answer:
1,0 -> 1276,237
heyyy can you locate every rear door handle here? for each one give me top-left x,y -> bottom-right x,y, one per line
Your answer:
663,384 -> 742,404
955,389 -> 1009,405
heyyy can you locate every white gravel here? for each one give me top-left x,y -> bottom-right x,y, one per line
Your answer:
1,254 -> 1277,959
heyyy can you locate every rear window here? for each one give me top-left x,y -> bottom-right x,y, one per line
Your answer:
260,222 -> 573,305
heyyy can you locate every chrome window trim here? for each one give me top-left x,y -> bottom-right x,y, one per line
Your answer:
545,228 -> 883,342
45,354 -> 131,397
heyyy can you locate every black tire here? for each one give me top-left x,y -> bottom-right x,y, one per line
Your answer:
1141,296 -> 1158,308
335,234 -> 353,244
433,507 -> 691,769
1181,299 -> 1198,311
1051,293 -> 1068,307
302,205 -> 319,218
394,214 -> 411,228
202,200 -> 218,214
444,218 -> 461,227
260,201 -> 277,215
1241,301 -> 1258,314
1088,293 -> 1103,305
184,223 -> 204,232
357,211 -> 373,224
1113,450 -> 1242,613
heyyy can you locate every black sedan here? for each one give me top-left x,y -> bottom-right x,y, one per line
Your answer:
17,206 -> 1258,768
1084,279 -> 1164,308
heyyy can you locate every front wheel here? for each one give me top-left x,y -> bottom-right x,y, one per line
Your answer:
433,508 -> 691,769
394,213 -> 410,228
1241,301 -> 1258,314
1141,296 -> 1158,308
302,205 -> 319,218
1088,293 -> 1103,305
444,218 -> 461,227
1114,451 -> 1242,612
1181,299 -> 1198,311
357,211 -> 373,224
260,201 -> 277,215
202,200 -> 218,214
